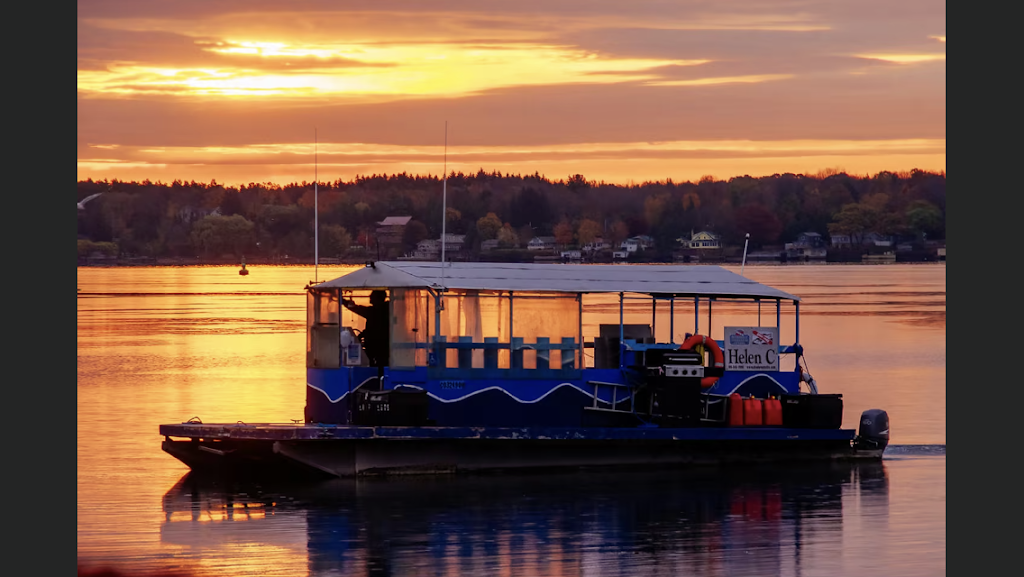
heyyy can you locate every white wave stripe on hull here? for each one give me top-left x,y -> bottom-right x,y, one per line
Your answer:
307,381 -> 601,405
312,375 -> 789,405
721,373 -> 787,396
307,377 -> 380,403
425,382 -> 595,404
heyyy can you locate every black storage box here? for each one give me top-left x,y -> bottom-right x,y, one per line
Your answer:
352,388 -> 430,426
780,393 -> 843,429
652,377 -> 703,425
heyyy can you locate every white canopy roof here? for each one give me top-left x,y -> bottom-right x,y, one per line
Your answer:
313,262 -> 799,301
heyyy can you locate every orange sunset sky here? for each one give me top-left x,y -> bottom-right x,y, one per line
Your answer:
77,0 -> 945,186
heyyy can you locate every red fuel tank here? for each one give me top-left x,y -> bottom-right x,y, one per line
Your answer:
763,396 -> 783,426
743,396 -> 763,426
728,393 -> 744,426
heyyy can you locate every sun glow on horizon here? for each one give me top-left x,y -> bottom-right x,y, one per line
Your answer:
77,138 -> 946,186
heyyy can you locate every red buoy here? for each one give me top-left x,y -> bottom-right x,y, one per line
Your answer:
763,396 -> 783,426
728,393 -> 744,426
743,396 -> 763,426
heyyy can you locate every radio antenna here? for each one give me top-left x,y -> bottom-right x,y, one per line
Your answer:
314,128 -> 319,283
740,233 -> 750,276
440,121 -> 448,291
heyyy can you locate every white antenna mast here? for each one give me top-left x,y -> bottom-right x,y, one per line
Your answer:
440,121 -> 448,290
314,128 -> 319,283
740,233 -> 750,276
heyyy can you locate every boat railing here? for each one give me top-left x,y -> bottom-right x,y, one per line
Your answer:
394,336 -> 582,370
621,339 -> 800,355
390,338 -> 800,371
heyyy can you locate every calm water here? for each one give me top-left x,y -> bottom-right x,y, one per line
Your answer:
77,264 -> 946,577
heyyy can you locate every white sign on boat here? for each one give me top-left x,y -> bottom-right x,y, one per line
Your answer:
724,326 -> 780,371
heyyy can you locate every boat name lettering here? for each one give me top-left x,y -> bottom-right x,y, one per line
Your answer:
727,348 -> 777,366
439,380 -> 466,390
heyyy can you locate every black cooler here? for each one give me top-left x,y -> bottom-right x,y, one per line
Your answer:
780,393 -> 843,429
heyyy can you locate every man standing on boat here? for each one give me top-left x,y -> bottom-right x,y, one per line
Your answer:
341,290 -> 390,370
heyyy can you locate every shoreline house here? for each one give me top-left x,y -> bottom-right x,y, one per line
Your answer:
441,233 -> 467,260
830,231 -> 895,248
863,232 -> 893,247
376,216 -> 412,259
582,238 -> 611,253
686,230 -> 721,250
412,238 -> 440,260
621,235 -> 655,253
829,233 -> 853,247
409,234 -> 468,261
675,230 -> 722,250
560,249 -> 582,261
527,236 -> 557,252
785,231 -> 827,259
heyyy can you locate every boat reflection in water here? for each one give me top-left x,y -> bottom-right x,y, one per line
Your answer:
161,461 -> 889,576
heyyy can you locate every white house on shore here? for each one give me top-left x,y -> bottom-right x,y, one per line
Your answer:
528,236 -> 557,251
686,230 -> 721,249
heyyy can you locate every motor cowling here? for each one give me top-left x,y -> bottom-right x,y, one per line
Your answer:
856,409 -> 889,451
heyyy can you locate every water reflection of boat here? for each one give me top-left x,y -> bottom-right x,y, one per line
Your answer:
162,461 -> 889,576
161,262 -> 890,477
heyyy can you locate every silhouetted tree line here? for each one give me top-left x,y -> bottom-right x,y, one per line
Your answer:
76,168 -> 945,260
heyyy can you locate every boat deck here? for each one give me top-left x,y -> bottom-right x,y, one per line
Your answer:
160,422 -> 857,442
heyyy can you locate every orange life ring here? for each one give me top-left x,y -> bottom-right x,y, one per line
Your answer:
680,334 -> 724,388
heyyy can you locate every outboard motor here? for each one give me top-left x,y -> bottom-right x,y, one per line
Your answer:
855,409 -> 889,451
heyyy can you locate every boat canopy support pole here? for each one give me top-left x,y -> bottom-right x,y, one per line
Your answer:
509,291 -> 515,366
694,297 -> 699,336
427,287 -> 442,367
651,297 -> 656,338
427,287 -> 441,340
757,299 -> 761,325
708,298 -> 713,339
577,293 -> 583,368
619,292 -> 624,369
670,297 -> 675,344
776,299 -> 782,344
795,300 -> 800,346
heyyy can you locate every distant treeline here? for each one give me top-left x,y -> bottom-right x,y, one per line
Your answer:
76,169 -> 945,260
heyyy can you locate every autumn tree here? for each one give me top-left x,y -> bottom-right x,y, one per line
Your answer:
576,218 -> 601,247
497,223 -> 519,248
553,218 -> 574,247
476,212 -> 503,240
644,193 -> 669,229
320,224 -> 352,257
608,220 -> 630,247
